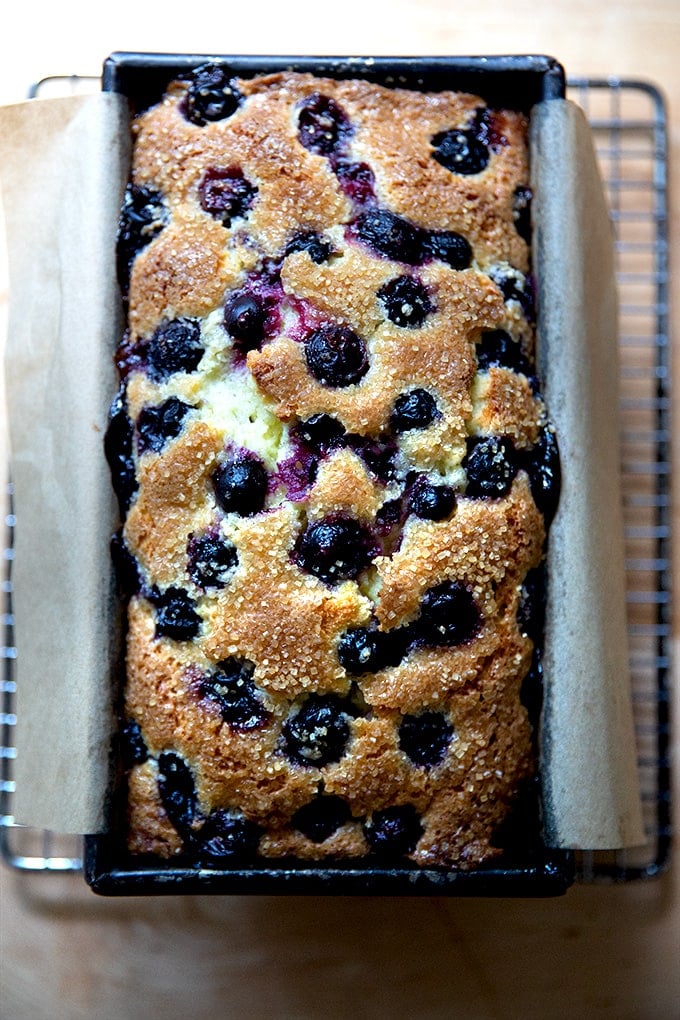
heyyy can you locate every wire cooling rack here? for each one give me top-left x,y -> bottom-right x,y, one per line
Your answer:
0,77 -> 672,881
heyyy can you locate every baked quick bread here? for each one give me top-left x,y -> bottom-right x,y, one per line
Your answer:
106,65 -> 560,869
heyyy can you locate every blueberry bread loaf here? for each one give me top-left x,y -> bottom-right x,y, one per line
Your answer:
106,65 -> 559,869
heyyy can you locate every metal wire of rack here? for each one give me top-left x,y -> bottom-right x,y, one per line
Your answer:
0,76 -> 672,882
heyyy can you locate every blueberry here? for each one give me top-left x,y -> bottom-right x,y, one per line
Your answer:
188,533 -> 238,590
110,528 -> 141,598
475,329 -> 532,376
415,580 -> 481,647
517,564 -> 546,644
305,324 -> 369,388
364,804 -> 423,858
182,64 -> 243,126
463,435 -> 518,499
292,795 -> 352,843
151,586 -> 202,641
283,694 -> 351,766
423,230 -> 473,270
117,184 -> 167,296
198,166 -> 257,226
398,711 -> 454,767
196,810 -> 261,862
377,275 -> 434,328
344,434 -> 397,483
292,414 -> 346,454
136,397 -> 192,455
146,318 -> 205,380
351,209 -> 424,265
212,455 -> 268,517
224,292 -> 267,352
513,185 -> 533,243
520,649 -> 544,729
524,427 -> 561,525
332,159 -> 376,206
337,627 -> 385,675
389,389 -> 440,434
487,265 -> 535,322
120,718 -> 148,770
375,497 -> 404,535
284,230 -> 333,264
105,388 -> 138,515
431,128 -> 490,175
199,658 -> 270,731
157,751 -> 198,839
409,480 -> 456,521
297,92 -> 351,156
294,514 -> 376,585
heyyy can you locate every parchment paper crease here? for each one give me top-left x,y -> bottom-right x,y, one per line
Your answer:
0,92 -> 644,847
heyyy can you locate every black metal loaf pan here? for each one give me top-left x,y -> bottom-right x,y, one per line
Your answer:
86,52 -> 572,897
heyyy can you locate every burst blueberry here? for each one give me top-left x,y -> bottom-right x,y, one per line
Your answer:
297,92 -> 351,155
398,711 -> 454,767
337,627 -> 385,675
198,166 -> 257,226
409,479 -> 456,521
513,185 -> 533,243
146,318 -> 205,380
117,184 -> 167,296
182,64 -> 243,126
488,265 -> 535,321
157,751 -> 198,839
294,514 -> 376,585
120,718 -> 148,770
332,159 -> 376,205
517,564 -> 546,644
476,329 -> 532,376
196,810 -> 261,862
188,533 -> 238,590
212,455 -> 268,517
200,658 -> 270,731
431,127 -> 490,175
136,397 -> 192,455
292,414 -> 346,454
524,427 -> 561,524
378,275 -> 434,328
389,389 -> 440,434
104,388 -> 138,515
415,580 -> 481,647
284,230 -> 333,264
423,230 -> 473,270
463,435 -> 518,499
351,209 -> 424,265
305,323 -> 369,388
364,804 -> 423,857
292,795 -> 352,843
151,586 -> 202,641
283,694 -> 351,766
110,529 -> 141,598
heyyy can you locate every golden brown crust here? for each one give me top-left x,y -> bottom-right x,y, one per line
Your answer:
114,68 -> 552,871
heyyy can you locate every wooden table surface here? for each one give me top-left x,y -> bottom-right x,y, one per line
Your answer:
1,3 -> 678,1018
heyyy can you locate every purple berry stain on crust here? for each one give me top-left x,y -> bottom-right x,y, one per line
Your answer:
378,275 -> 434,328
349,209 -> 424,265
398,711 -> 454,767
212,454 -> 268,517
136,397 -> 193,456
196,810 -> 262,862
151,587 -> 202,641
199,166 -> 257,226
199,657 -> 270,731
294,513 -> 377,585
182,64 -> 243,126
277,449 -> 319,503
331,159 -> 376,206
188,532 -> 238,590
157,751 -> 199,839
364,804 -> 423,858
283,694 -> 352,767
305,323 -> 369,388
117,184 -> 168,297
293,795 -> 352,843
297,92 -> 351,156
414,580 -> 481,648
463,435 -> 518,500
